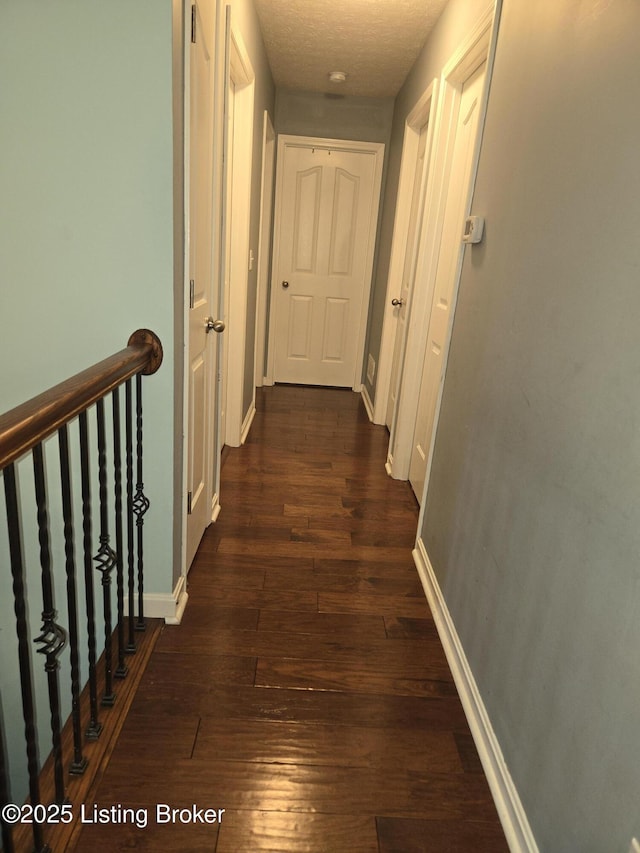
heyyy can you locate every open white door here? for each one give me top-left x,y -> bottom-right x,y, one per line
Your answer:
221,16 -> 255,447
185,0 -> 219,569
385,120 -> 432,430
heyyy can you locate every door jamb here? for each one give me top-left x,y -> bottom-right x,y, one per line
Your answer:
224,16 -> 255,446
255,110 -> 276,388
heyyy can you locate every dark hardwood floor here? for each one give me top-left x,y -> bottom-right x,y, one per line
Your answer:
72,385 -> 508,852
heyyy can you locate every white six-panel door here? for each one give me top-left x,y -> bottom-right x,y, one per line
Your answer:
269,137 -> 384,388
386,122 -> 431,429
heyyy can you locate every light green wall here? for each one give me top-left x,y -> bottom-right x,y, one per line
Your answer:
364,0 -> 489,403
0,0 -> 176,589
0,0 -> 176,800
422,0 -> 640,849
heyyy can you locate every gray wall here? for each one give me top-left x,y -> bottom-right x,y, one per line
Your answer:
364,0 -> 489,404
422,0 -> 640,849
275,89 -> 394,144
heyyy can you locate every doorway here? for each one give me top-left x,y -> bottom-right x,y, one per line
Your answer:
266,136 -> 384,389
385,7 -> 495,501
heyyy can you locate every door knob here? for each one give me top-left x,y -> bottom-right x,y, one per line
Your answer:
205,317 -> 225,333
282,281 -> 289,288
391,298 -> 404,307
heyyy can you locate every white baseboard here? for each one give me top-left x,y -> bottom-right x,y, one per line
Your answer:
241,402 -> 257,444
211,493 -> 221,523
361,385 -> 374,421
132,575 -> 189,625
413,538 -> 539,853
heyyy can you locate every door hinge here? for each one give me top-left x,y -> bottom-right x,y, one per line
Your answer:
189,279 -> 195,309
187,491 -> 193,515
191,5 -> 196,43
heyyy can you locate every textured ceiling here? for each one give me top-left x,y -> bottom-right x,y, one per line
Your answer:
253,0 -> 449,99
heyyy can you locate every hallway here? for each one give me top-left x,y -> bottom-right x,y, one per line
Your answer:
73,385 -> 508,852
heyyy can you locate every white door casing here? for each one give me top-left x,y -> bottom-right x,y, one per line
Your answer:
255,111 -> 276,388
222,14 -> 255,447
185,0 -> 216,570
219,67 -> 234,450
374,79 -> 438,430
409,61 -> 487,500
267,136 -> 384,389
387,3 -> 496,485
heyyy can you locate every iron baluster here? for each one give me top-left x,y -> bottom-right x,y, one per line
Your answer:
58,424 -> 88,775
125,378 -> 136,653
32,442 -> 67,806
79,411 -> 102,739
94,398 -> 117,706
3,463 -> 48,853
133,373 -> 149,631
112,388 -> 127,679
0,705 -> 16,853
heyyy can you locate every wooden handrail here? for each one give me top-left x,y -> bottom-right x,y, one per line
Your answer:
0,329 -> 163,471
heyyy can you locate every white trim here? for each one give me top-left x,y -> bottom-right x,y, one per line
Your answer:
240,401 -> 256,444
266,135 -> 385,390
211,491 -> 221,523
255,111 -> 276,389
180,0 -> 192,582
413,538 -> 539,853
373,78 -> 438,426
388,0 -> 498,482
132,577 -> 189,626
361,385 -> 374,422
224,17 -> 255,447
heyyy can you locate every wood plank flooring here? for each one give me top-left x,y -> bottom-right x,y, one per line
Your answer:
71,385 -> 508,852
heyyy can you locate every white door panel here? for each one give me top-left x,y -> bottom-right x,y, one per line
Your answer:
186,0 -> 216,569
270,138 -> 383,388
386,122 -> 431,430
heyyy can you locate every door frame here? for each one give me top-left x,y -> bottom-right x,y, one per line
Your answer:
254,110 -> 276,388
387,1 -> 499,482
265,134 -> 385,391
223,14 -> 255,446
373,77 -> 438,428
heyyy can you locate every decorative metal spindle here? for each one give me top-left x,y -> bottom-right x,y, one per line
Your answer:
94,399 -> 117,706
133,373 -> 150,632
0,709 -> 16,853
79,411 -> 102,739
125,379 -> 136,653
4,464 -> 50,853
112,388 -> 127,678
32,443 -> 67,806
58,425 -> 88,775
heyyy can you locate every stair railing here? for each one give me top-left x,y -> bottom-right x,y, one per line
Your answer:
0,329 -> 162,853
